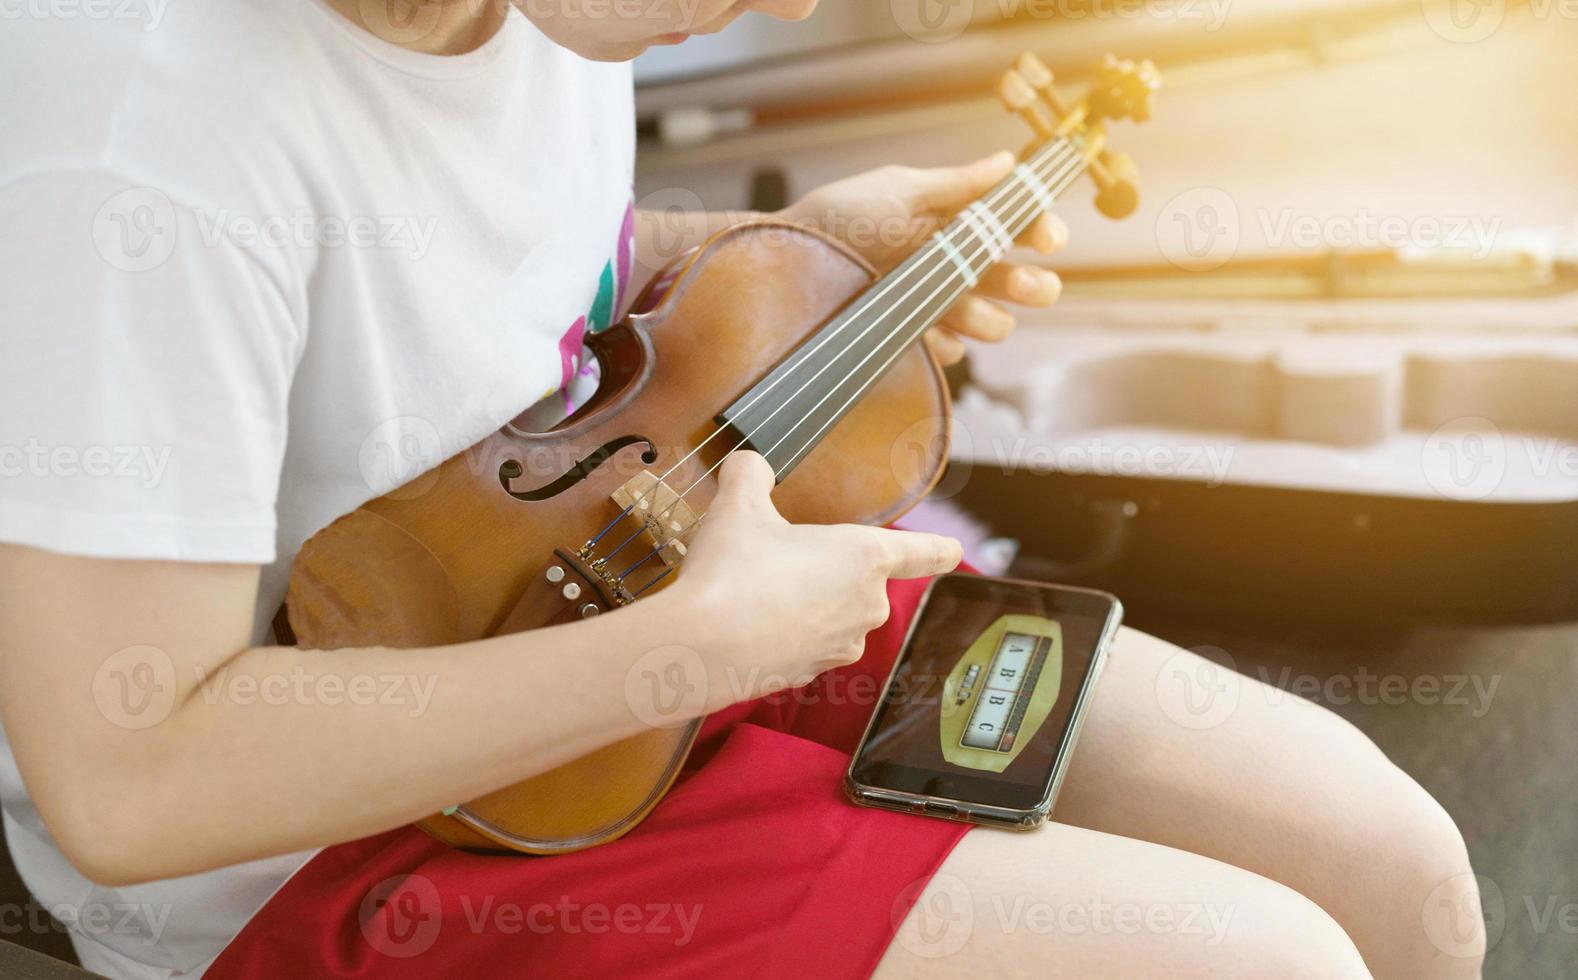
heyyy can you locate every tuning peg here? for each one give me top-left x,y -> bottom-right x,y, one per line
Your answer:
1017,52 -> 1052,89
998,69 -> 1053,139
1088,54 -> 1160,124
1000,51 -> 1158,221
1089,150 -> 1140,220
1016,52 -> 1070,119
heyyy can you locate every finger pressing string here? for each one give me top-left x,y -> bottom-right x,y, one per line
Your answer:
650,140 -> 1082,520
641,141 -> 1080,503
760,144 -> 1088,477
600,140 -> 1084,574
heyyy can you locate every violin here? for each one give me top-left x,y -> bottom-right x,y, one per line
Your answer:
281,53 -> 1160,855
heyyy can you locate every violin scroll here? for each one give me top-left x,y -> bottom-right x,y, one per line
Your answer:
1088,54 -> 1161,125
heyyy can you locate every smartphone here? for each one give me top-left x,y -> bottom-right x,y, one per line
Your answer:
846,573 -> 1122,830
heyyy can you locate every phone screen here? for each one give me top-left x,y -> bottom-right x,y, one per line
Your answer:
849,574 -> 1118,811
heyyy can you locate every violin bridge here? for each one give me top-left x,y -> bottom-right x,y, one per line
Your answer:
609,470 -> 696,569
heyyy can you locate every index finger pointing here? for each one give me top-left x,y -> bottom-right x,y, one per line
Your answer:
866,527 -> 964,580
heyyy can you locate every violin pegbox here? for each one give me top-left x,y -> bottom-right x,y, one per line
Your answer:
998,66 -> 1055,143
998,52 -> 1160,221
1088,54 -> 1160,125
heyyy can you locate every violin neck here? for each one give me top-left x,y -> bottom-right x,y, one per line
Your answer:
716,134 -> 1089,480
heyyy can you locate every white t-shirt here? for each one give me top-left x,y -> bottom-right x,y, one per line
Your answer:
0,1 -> 635,975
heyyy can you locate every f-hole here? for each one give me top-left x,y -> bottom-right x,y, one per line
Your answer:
499,436 -> 660,502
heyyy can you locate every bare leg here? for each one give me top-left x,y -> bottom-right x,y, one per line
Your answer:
881,628 -> 1483,978
875,821 -> 1371,978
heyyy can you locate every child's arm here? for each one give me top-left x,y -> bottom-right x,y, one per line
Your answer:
0,453 -> 959,887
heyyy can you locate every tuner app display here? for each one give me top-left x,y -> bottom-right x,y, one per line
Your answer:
851,579 -> 1109,804
943,618 -> 1061,772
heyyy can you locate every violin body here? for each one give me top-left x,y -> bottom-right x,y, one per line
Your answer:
284,221 -> 951,853
285,51 -> 1158,854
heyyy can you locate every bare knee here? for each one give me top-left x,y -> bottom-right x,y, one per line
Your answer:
1312,704 -> 1484,977
1381,764 -> 1486,975
1303,702 -> 1485,977
1218,875 -> 1372,979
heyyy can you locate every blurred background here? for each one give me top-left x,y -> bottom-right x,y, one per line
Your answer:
632,1 -> 1575,976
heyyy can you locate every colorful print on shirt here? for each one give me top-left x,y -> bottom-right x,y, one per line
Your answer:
549,200 -> 636,412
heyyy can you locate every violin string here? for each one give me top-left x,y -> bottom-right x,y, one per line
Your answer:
631,566 -> 675,599
616,146 -> 1086,585
605,146 -> 1089,594
686,148 -> 1082,496
769,156 -> 1091,475
641,136 -> 1082,495
584,137 -> 1082,568
725,148 -> 1087,482
664,145 -> 1081,506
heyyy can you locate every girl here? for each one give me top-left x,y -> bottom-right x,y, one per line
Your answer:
0,1 -> 1483,977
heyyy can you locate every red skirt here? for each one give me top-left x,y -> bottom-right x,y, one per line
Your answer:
208,575 -> 970,979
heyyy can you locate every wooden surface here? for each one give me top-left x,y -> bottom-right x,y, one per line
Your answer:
286,221 -> 949,853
